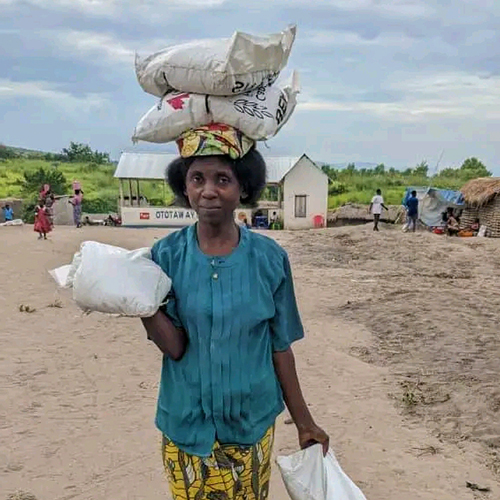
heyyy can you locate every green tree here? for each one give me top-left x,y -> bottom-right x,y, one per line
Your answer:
20,167 -> 68,199
413,161 -> 429,177
435,167 -> 457,178
459,157 -> 491,179
321,165 -> 338,180
374,163 -> 385,175
346,163 -> 356,173
61,142 -> 110,164
0,144 -> 18,160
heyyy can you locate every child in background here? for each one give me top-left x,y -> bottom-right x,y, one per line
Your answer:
2,204 -> 14,222
34,200 -> 52,240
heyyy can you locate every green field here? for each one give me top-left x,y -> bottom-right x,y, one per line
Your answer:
0,144 -> 491,215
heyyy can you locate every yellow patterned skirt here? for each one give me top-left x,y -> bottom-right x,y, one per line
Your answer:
161,426 -> 274,500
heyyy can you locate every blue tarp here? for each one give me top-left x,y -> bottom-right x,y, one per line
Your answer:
402,187 -> 464,227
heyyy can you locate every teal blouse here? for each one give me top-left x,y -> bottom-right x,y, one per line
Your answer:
151,224 -> 304,457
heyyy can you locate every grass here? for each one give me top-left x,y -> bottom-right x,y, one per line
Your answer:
0,158 -> 174,212
327,173 -> 467,209
0,156 -> 479,213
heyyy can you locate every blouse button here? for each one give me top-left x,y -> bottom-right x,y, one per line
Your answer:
212,273 -> 219,280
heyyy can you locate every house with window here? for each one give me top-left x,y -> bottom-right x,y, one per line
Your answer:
249,154 -> 329,230
113,152 -> 328,230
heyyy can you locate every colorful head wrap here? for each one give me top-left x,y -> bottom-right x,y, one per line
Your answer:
176,123 -> 254,160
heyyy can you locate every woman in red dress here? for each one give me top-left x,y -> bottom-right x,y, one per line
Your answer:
34,199 -> 52,239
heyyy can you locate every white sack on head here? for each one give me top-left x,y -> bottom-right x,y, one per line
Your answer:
135,25 -> 296,97
49,241 -> 172,318
132,71 -> 300,143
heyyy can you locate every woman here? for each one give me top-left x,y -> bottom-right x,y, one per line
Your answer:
69,189 -> 83,228
42,184 -> 56,228
142,125 -> 329,500
34,199 -> 52,239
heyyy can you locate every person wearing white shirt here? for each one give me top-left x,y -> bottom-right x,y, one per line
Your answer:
369,189 -> 388,231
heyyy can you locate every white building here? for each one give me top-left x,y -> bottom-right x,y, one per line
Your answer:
113,152 -> 328,230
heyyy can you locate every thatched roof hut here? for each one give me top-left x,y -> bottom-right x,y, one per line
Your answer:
461,177 -> 500,237
461,178 -> 500,206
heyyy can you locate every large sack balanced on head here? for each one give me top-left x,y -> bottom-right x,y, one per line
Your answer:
135,25 -> 296,97
132,72 -> 299,143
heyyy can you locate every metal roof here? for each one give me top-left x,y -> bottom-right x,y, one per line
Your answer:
114,152 -> 309,183
114,152 -> 178,180
265,156 -> 301,183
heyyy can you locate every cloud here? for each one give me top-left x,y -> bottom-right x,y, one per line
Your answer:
298,72 -> 500,121
304,29 -> 415,48
0,79 -> 108,112
44,30 -> 136,65
39,29 -> 175,68
1,0 -> 499,169
3,0 -> 227,18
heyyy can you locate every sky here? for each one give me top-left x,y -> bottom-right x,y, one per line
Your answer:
1,0 -> 499,172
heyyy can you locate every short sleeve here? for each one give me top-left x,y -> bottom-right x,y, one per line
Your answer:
151,241 -> 183,328
270,253 -> 305,352
163,291 -> 183,328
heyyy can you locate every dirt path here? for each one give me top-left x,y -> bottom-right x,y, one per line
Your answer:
1,225 -> 499,499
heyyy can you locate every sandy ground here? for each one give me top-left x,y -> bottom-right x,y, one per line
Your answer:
1,223 -> 499,500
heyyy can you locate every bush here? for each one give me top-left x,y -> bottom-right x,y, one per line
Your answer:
82,196 -> 118,214
0,145 -> 18,160
328,181 -> 347,196
21,167 -> 68,198
148,197 -> 166,207
22,202 -> 36,224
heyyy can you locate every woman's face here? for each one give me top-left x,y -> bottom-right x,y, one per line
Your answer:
185,157 -> 241,224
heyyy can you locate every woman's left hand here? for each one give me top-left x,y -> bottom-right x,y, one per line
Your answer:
298,423 -> 330,456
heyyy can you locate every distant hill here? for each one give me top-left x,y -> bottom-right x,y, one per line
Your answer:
316,161 -> 379,170
1,144 -> 51,159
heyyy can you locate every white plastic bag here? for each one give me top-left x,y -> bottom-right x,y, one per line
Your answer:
277,445 -> 367,500
49,241 -> 172,317
132,72 -> 299,143
0,219 -> 23,227
135,25 -> 296,97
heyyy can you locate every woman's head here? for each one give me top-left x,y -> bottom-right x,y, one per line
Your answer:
167,149 -> 266,225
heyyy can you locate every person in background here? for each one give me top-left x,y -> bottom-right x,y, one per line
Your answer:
2,204 -> 14,222
405,190 -> 419,233
43,185 -> 56,228
470,218 -> 480,235
141,124 -> 328,500
69,189 -> 84,228
369,189 -> 388,231
446,213 -> 460,236
39,183 -> 50,202
34,199 -> 52,240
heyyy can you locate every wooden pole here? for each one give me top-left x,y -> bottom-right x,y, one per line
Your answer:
118,180 -> 124,214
